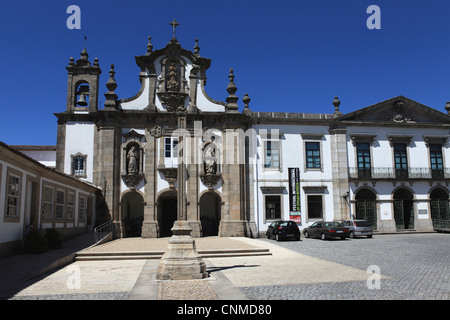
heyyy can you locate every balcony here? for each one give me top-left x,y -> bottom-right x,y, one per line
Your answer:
348,167 -> 450,180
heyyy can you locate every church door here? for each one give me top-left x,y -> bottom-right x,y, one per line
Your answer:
158,191 -> 177,237
121,192 -> 144,237
200,192 -> 221,236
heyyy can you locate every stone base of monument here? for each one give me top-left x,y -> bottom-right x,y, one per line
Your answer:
156,220 -> 208,280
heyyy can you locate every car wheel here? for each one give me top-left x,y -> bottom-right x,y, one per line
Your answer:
367,235 -> 373,238
321,233 -> 326,240
304,231 -> 309,238
349,232 -> 355,239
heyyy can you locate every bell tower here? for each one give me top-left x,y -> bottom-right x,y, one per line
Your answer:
65,48 -> 102,112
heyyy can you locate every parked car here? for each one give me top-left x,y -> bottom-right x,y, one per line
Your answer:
266,220 -> 301,241
341,220 -> 373,238
303,221 -> 351,240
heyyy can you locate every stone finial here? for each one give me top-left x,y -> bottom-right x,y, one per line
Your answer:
146,36 -> 153,55
69,57 -> 74,66
94,57 -> 99,67
226,68 -> 239,113
243,93 -> 251,115
445,102 -> 450,115
194,38 -> 200,55
104,64 -> 118,110
333,96 -> 342,116
80,48 -> 89,61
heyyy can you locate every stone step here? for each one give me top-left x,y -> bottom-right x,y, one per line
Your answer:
75,248 -> 271,261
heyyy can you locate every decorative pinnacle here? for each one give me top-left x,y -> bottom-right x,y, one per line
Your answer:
243,93 -> 251,108
147,36 -> 153,55
194,38 -> 200,55
80,47 -> 88,60
333,96 -> 342,115
106,64 -> 117,92
227,69 -> 237,95
226,68 -> 239,112
242,93 -> 252,115
104,64 -> 118,110
445,102 -> 450,115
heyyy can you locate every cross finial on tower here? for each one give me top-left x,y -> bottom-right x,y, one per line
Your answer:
170,19 -> 180,39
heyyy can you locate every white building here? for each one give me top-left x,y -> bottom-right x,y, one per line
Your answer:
0,141 -> 99,258
18,28 -> 450,240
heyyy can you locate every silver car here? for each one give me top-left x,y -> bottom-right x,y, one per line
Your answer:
341,220 -> 373,238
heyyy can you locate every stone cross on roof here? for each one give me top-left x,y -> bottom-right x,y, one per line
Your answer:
170,19 -> 180,39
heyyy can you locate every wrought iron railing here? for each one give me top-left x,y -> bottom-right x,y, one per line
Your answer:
94,220 -> 113,243
348,167 -> 450,180
433,219 -> 450,230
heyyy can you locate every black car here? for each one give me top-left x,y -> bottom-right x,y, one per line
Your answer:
303,221 -> 351,240
266,220 -> 301,241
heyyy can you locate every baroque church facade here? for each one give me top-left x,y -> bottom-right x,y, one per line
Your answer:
54,25 -> 450,239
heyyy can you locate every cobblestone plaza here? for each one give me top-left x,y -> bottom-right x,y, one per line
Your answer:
8,233 -> 449,300
242,233 -> 449,300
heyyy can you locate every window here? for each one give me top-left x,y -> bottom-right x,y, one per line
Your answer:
6,175 -> 20,217
430,144 -> 444,178
72,154 -> 86,177
165,137 -> 178,158
79,195 -> 86,220
264,140 -> 280,169
56,190 -> 65,219
356,142 -> 371,178
394,143 -> 408,178
42,186 -> 54,219
164,137 -> 178,167
265,195 -> 281,220
305,142 -> 321,169
307,195 -> 323,219
67,192 -> 75,219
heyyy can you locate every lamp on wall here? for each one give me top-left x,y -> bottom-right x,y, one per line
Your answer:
343,192 -> 349,203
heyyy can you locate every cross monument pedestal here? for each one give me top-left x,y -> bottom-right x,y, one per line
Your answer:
156,220 -> 207,280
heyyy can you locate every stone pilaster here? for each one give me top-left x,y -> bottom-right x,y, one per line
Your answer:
141,132 -> 159,237
219,130 -> 247,236
329,127 -> 350,221
55,121 -> 66,173
96,124 -> 121,237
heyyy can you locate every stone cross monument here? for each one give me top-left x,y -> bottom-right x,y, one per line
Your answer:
156,38 -> 207,279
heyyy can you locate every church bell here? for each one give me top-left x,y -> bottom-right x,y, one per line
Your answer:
76,93 -> 88,106
76,85 -> 89,107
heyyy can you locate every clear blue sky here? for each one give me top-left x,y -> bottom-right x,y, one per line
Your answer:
1,0 -> 450,145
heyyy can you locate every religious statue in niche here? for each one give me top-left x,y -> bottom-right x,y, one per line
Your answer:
202,137 -> 218,175
166,63 -> 180,92
200,137 -> 221,189
127,145 -> 139,175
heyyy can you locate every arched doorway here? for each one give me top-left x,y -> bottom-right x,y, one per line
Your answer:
393,188 -> 414,230
121,192 -> 144,237
430,188 -> 449,226
199,192 -> 221,236
157,191 -> 177,237
355,189 -> 377,230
